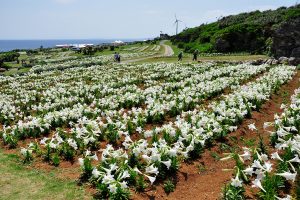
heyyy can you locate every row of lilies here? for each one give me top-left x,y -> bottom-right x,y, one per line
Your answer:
223,84 -> 300,200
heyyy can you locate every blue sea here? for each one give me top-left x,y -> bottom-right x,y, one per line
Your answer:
0,39 -> 143,52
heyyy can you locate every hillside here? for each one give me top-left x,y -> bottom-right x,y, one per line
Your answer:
171,4 -> 300,56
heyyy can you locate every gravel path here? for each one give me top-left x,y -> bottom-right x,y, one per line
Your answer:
160,40 -> 174,57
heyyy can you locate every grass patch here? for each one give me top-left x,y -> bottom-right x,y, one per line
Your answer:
241,138 -> 256,147
197,163 -> 207,173
210,151 -> 221,161
3,67 -> 31,76
0,149 -> 88,200
134,54 -> 268,65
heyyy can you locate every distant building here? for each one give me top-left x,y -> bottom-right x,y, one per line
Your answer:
56,44 -> 94,49
112,40 -> 126,46
71,47 -> 81,52
160,34 -> 170,40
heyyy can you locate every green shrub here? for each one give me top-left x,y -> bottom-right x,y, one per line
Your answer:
163,179 -> 175,194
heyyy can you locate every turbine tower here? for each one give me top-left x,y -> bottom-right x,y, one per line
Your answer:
174,14 -> 182,35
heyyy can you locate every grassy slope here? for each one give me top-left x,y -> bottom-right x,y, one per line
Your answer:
0,150 -> 89,200
171,4 -> 300,53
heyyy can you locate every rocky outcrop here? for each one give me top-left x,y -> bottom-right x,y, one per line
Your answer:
271,17 -> 300,64
288,57 -> 300,66
214,38 -> 230,52
291,47 -> 300,58
278,57 -> 289,64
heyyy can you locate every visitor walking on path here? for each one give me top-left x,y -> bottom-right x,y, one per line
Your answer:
178,51 -> 183,61
193,49 -> 199,61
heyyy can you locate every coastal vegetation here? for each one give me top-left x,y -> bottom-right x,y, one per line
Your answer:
171,4 -> 300,55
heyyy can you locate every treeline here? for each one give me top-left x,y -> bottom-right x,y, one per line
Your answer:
0,52 -> 20,69
171,4 -> 300,54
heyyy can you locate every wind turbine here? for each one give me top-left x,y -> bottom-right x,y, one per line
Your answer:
174,14 -> 182,35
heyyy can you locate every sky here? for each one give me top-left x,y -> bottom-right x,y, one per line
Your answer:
0,0 -> 298,40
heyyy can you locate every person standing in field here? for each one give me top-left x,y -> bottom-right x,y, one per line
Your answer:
178,51 -> 183,61
193,49 -> 199,61
114,52 -> 118,62
117,53 -> 121,63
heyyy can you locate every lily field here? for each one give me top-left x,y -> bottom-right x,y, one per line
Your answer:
0,44 -> 300,200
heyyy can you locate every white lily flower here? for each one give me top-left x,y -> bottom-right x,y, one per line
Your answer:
261,154 -> 268,162
161,160 -> 171,169
252,160 -> 264,170
20,148 -> 32,156
85,150 -> 91,157
133,167 -> 142,174
280,104 -> 286,110
263,161 -> 273,172
240,150 -> 251,161
78,158 -> 84,166
231,174 -> 243,187
145,175 -> 156,185
255,169 -> 265,180
263,122 -> 272,129
252,178 -> 266,192
276,172 -> 297,182
120,181 -> 128,189
90,154 -> 98,161
145,164 -> 159,175
108,183 -> 117,193
102,174 -> 115,184
288,155 -> 300,163
243,167 -> 254,176
119,170 -> 130,180
92,168 -> 101,178
168,148 -> 177,157
248,123 -> 257,131
275,195 -> 291,200
271,152 -> 283,162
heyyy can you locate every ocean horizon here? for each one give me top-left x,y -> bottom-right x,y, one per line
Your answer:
0,39 -> 146,52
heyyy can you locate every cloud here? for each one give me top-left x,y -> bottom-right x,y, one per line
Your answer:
54,0 -> 76,4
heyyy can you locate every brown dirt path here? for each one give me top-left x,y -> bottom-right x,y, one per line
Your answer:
133,70 -> 299,200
